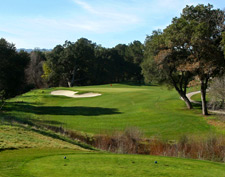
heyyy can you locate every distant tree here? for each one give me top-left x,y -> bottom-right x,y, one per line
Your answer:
67,38 -> 96,86
0,38 -> 30,101
222,31 -> 225,56
42,61 -> 52,83
142,31 -> 165,84
44,38 -> 96,87
127,41 -> 144,82
43,45 -> 64,86
113,44 -> 131,82
128,40 -> 144,65
115,41 -> 144,83
26,50 -> 46,88
93,46 -> 111,84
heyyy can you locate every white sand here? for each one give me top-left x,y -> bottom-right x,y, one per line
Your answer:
51,90 -> 101,98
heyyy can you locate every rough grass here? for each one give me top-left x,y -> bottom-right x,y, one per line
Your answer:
1,149 -> 224,177
2,84 -> 219,139
0,124 -> 84,150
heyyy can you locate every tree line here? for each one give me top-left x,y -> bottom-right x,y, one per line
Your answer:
0,38 -> 144,98
42,38 -> 143,87
0,4 -> 224,115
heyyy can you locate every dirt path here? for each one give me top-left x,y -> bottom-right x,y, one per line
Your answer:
186,91 -> 201,104
51,90 -> 101,98
186,91 -> 225,115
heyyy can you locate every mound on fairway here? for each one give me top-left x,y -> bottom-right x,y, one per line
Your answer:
51,90 -> 101,98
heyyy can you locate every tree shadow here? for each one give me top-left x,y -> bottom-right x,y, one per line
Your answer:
4,102 -> 121,116
7,101 -> 43,105
0,111 -> 65,127
192,102 -> 202,109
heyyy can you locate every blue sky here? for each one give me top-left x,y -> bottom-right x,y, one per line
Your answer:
0,0 -> 224,49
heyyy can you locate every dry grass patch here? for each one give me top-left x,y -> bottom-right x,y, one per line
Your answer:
0,125 -> 84,150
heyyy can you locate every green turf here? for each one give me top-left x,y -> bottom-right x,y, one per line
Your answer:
0,84 -> 224,176
191,93 -> 209,102
0,124 -> 84,150
1,149 -> 224,177
2,84 -> 217,139
0,149 -> 82,177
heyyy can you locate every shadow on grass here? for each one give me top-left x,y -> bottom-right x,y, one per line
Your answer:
4,102 -> 121,116
192,103 -> 202,109
30,127 -> 96,150
0,112 -> 65,127
120,81 -> 157,86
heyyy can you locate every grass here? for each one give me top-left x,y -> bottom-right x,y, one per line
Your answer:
75,90 -> 92,95
0,149 -> 83,177
2,84 -> 219,139
0,149 -> 225,177
191,93 -> 209,102
0,124 -> 85,150
0,84 -> 224,176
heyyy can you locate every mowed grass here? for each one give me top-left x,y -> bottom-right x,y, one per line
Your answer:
0,149 -> 225,177
3,84 -> 216,139
0,84 -> 225,177
0,149 -> 82,177
191,93 -> 209,102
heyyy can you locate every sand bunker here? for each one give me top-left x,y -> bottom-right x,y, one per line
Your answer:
51,90 -> 101,98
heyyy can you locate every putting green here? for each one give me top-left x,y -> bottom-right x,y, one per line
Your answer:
23,153 -> 225,177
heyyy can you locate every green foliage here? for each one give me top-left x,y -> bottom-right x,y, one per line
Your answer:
179,4 -> 225,115
43,38 -> 144,87
222,31 -> 225,56
142,30 -> 166,84
142,29 -> 193,109
142,4 -> 225,114
0,38 -> 30,99
42,61 -> 52,81
26,50 -> 46,88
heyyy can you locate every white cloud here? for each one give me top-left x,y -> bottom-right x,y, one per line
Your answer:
72,0 -> 141,32
1,0 -> 222,48
73,0 -> 98,14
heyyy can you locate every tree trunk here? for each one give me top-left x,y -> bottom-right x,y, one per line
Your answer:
70,66 -> 77,87
0,97 -> 5,111
201,81 -> 208,115
222,99 -> 225,110
170,75 -> 192,109
180,92 -> 193,109
67,81 -> 71,87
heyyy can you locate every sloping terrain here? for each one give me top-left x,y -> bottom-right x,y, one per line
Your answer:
2,84 -> 218,139
0,84 -> 224,176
